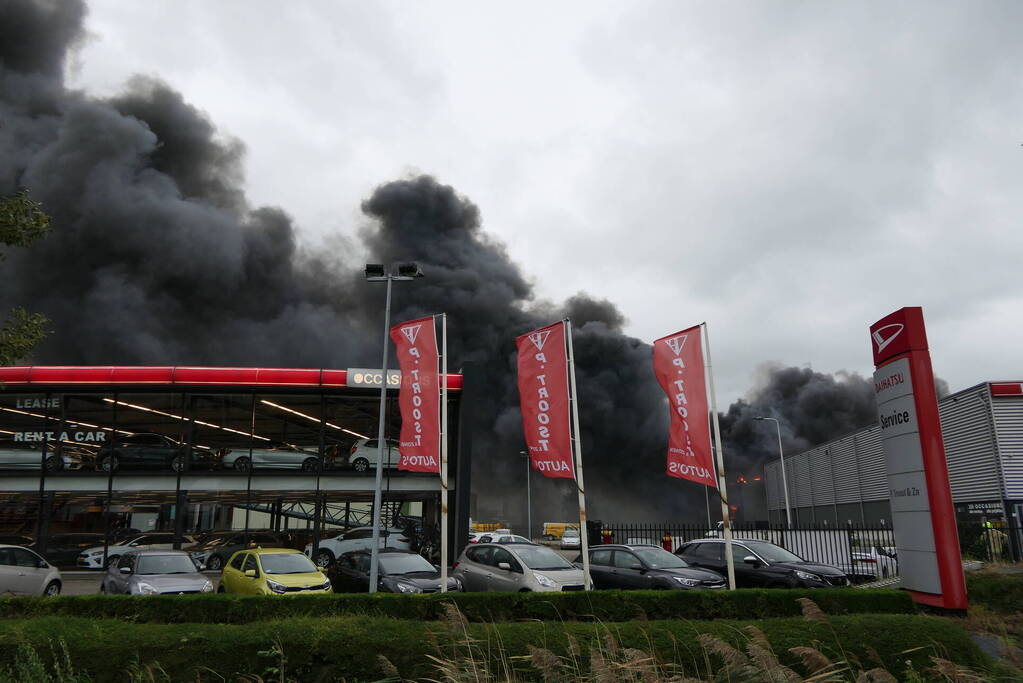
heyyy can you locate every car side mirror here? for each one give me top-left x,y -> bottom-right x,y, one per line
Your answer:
119,566 -> 131,574
244,569 -> 256,577
497,562 -> 511,571
743,555 -> 761,566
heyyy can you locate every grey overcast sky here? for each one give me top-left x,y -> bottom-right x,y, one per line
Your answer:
67,1 -> 1022,403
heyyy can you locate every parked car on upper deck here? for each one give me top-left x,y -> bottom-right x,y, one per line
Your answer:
96,433 -> 188,473
344,439 -> 400,473
221,446 -> 329,473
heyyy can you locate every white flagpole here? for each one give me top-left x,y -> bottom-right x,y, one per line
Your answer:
564,319 -> 592,590
702,322 -> 736,591
439,314 -> 449,592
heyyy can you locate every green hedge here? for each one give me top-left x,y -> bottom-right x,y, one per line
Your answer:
0,588 -> 916,624
966,572 -> 1023,614
0,613 -> 988,683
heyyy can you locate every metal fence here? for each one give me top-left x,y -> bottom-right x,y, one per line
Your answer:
596,522 -> 898,581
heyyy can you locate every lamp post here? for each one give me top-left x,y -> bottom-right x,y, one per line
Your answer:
520,450 -> 531,540
754,416 -> 792,527
365,262 -> 424,593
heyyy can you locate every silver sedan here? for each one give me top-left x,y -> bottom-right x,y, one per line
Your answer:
100,550 -> 214,595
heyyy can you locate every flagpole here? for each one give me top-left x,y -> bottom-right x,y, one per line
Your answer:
702,322 -> 735,591
564,319 -> 592,590
439,314 -> 449,592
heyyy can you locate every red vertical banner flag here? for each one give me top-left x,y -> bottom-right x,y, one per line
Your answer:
390,316 -> 441,473
516,321 -> 574,478
653,326 -> 717,487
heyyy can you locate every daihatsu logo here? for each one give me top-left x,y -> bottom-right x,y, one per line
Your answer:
872,323 -> 905,354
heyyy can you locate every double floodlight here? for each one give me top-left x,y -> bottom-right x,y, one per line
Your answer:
364,262 -> 424,281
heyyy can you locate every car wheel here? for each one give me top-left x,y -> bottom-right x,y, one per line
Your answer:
314,549 -> 335,568
206,554 -> 224,571
233,457 -> 251,473
301,457 -> 320,473
44,455 -> 63,472
99,455 -> 119,473
352,458 -> 369,473
106,555 -> 120,569
170,455 -> 185,473
43,581 -> 61,597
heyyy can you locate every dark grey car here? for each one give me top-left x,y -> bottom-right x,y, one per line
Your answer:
580,545 -> 726,590
100,550 -> 214,595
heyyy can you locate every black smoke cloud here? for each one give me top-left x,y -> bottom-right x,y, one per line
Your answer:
2,0 -> 895,524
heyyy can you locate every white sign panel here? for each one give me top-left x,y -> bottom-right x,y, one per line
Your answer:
873,356 -> 941,594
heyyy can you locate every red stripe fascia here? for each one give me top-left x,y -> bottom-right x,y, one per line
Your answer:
0,366 -> 463,391
990,382 -> 1023,397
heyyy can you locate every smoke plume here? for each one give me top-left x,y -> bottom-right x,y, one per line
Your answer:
2,0 -> 898,524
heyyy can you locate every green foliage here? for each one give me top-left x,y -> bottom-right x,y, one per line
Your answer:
0,190 -> 51,366
0,308 -> 49,366
0,190 -> 51,258
966,572 -> 1023,615
0,588 -> 916,624
0,613 -> 990,682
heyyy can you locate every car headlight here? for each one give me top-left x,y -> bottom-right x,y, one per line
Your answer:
453,577 -> 464,592
135,582 -> 160,595
317,578 -> 331,591
673,576 -> 700,587
533,573 -> 556,588
794,570 -> 823,582
394,581 -> 421,593
266,579 -> 287,594
201,580 -> 214,593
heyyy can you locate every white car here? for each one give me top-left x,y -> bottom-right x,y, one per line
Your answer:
560,530 -> 581,549
78,532 -> 195,569
221,446 -> 326,472
0,441 -> 77,473
304,526 -> 410,567
344,439 -> 400,473
0,545 -> 62,596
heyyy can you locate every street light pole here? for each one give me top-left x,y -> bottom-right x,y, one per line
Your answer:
754,416 -> 792,527
520,450 -> 531,540
365,263 -> 423,593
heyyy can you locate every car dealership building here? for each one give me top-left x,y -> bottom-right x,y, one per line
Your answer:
763,381 -> 1023,536
0,365 -> 471,566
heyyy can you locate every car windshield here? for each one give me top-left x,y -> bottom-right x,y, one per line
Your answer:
260,553 -> 318,574
512,546 -> 574,570
135,555 -> 199,575
744,541 -> 804,564
379,554 -> 435,575
632,547 -> 689,569
563,531 -> 579,538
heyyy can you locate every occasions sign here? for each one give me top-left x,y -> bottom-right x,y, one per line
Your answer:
653,326 -> 716,487
390,317 -> 441,473
870,307 -> 966,610
516,322 -> 574,478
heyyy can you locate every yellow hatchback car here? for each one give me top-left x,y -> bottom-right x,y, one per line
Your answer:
218,547 -> 332,595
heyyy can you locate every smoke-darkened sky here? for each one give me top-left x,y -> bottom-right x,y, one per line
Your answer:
55,0 -> 1023,404
1,1 -> 1020,522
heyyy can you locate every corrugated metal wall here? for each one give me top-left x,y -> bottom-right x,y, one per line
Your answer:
764,383 -> 1020,514
938,384 -> 1000,502
993,395 -> 1023,499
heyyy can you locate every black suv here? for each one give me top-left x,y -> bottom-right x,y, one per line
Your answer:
577,544 -> 726,590
676,538 -> 850,589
